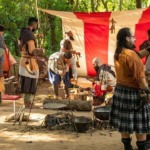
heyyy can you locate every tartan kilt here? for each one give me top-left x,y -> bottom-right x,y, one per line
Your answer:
109,85 -> 150,134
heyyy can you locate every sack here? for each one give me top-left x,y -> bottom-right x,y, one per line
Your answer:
36,56 -> 48,79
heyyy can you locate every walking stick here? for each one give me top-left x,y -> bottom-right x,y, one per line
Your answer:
24,79 -> 39,130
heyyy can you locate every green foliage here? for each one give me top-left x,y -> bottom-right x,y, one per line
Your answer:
0,0 -> 36,55
0,0 -> 149,57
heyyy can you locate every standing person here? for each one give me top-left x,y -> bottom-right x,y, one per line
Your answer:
140,29 -> 150,148
60,31 -> 79,82
19,17 -> 44,108
92,57 -> 116,105
139,29 -> 150,87
109,27 -> 150,150
0,25 -> 5,103
48,51 -> 72,99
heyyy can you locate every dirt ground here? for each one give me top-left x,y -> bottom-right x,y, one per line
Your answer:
0,81 -> 138,150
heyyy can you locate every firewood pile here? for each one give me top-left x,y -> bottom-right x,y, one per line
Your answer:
44,112 -> 74,130
43,112 -> 94,133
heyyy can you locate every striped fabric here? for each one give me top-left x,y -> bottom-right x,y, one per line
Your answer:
109,85 -> 150,134
39,7 -> 150,76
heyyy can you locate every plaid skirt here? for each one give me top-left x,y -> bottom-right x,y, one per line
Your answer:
109,85 -> 150,134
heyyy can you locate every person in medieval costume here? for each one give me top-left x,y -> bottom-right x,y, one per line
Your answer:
139,29 -> 150,51
109,27 -> 150,150
3,46 -> 17,78
92,57 -> 116,88
92,57 -> 116,105
60,31 -> 80,84
19,17 -> 44,108
139,29 -> 150,149
0,25 -> 5,103
48,51 -> 72,99
139,29 -> 150,86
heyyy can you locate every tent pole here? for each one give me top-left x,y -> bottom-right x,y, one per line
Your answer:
36,0 -> 41,48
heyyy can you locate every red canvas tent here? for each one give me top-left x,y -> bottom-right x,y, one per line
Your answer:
39,7 -> 150,76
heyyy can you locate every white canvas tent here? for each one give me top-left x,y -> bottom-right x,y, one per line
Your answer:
39,7 -> 150,76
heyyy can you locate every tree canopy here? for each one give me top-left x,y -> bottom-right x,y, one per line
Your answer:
0,0 -> 149,56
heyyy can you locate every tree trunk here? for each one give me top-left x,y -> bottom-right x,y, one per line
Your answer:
73,0 -> 79,11
136,0 -> 141,8
101,0 -> 108,11
118,0 -> 123,11
49,15 -> 57,51
14,40 -> 21,56
91,0 -> 95,12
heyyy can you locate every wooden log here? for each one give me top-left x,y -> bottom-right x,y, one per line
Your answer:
43,99 -> 92,111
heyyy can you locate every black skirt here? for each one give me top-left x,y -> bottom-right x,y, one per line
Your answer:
19,75 -> 37,94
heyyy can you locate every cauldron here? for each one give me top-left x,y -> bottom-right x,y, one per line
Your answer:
71,116 -> 92,133
93,106 -> 111,120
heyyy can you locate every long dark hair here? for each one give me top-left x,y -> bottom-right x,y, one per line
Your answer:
63,39 -> 73,50
114,27 -> 132,60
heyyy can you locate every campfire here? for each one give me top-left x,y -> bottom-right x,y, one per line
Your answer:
44,112 -> 92,133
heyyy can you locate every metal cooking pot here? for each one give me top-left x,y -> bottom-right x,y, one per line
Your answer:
71,116 -> 92,133
93,106 -> 111,120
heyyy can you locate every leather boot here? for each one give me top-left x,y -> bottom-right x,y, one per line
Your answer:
121,138 -> 133,150
64,85 -> 69,99
136,140 -> 147,150
146,134 -> 150,148
53,84 -> 59,98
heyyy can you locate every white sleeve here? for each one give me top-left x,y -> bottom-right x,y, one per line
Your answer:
70,57 -> 78,80
107,72 -> 116,86
60,39 -> 64,49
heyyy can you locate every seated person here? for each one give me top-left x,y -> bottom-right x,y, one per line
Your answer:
92,57 -> 116,88
92,57 -> 116,105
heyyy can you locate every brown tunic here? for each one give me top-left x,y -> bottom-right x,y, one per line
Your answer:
115,48 -> 145,88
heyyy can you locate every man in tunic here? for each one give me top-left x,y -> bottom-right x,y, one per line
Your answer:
139,29 -> 150,87
60,31 -> 79,82
19,17 -> 44,108
48,51 -> 72,99
92,57 -> 116,87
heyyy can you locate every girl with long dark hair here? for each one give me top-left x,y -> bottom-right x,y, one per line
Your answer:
110,27 -> 150,150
